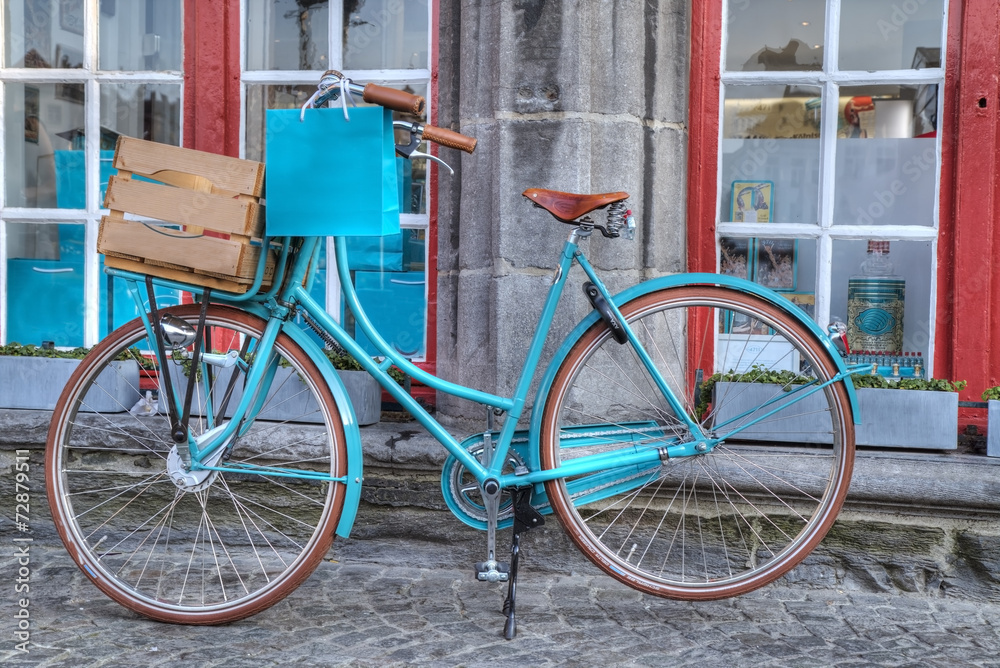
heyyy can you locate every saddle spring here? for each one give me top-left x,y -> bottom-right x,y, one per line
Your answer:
604,201 -> 636,240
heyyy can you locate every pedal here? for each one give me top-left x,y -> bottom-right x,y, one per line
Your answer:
475,560 -> 510,583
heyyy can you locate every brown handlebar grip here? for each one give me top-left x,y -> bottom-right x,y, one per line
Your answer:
422,125 -> 478,154
362,84 -> 426,115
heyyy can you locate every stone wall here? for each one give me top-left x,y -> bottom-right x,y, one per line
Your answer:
435,1 -> 690,421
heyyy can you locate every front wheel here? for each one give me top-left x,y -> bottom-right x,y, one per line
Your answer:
540,285 -> 854,600
46,304 -> 348,624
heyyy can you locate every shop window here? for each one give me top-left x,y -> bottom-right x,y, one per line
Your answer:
242,0 -> 433,362
717,0 -> 946,374
1,0 -> 183,346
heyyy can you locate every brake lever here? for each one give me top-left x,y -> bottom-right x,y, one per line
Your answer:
408,150 -> 454,175
393,121 -> 455,175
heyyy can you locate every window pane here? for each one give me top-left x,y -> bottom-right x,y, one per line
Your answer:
99,0 -> 182,71
343,0 -> 429,70
5,222 -> 85,346
831,239 -> 933,361
4,0 -> 84,68
721,85 -> 821,224
98,83 -> 181,202
100,83 -> 181,144
725,0 -> 825,72
839,0 -> 944,71
246,0 -> 330,71
833,85 -> 938,227
244,84 -> 317,161
5,82 -> 85,208
720,236 -> 817,302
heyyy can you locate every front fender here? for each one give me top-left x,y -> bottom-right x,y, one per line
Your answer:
525,273 -> 860,470
281,323 -> 363,538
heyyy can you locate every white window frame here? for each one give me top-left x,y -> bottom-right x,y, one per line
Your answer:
717,0 -> 948,376
0,1 -> 184,347
240,0 -> 433,361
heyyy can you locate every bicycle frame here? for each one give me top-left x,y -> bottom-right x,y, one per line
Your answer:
109,224 -> 862,537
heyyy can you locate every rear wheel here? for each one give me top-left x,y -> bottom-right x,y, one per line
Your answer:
46,304 -> 348,623
540,285 -> 854,599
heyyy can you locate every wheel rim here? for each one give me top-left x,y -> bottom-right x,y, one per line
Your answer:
541,287 -> 853,598
46,306 -> 346,621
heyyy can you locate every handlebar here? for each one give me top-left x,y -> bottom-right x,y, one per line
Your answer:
422,125 -> 477,154
361,83 -> 425,116
310,70 -> 477,155
317,70 -> 425,115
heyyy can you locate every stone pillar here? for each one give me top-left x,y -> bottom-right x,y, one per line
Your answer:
436,1 -> 689,422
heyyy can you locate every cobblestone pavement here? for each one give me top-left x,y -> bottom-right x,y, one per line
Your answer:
4,506 -> 1000,668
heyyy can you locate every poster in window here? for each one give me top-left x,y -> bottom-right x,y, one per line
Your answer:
719,237 -> 752,332
719,237 -> 751,280
754,238 -> 797,291
731,180 -> 773,223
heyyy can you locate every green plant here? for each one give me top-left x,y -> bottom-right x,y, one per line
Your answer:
322,346 -> 406,385
982,386 -> 1000,401
696,364 -> 807,420
851,372 -> 966,392
0,342 -> 158,371
0,342 -> 89,359
698,365 -> 968,419
270,344 -> 406,385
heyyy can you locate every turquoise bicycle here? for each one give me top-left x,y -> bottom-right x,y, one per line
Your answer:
45,72 -> 859,638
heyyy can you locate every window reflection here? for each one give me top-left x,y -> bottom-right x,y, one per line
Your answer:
343,0 -> 429,70
98,0 -> 182,71
725,0 -> 825,72
246,0 -> 330,71
4,0 -> 84,68
5,83 -> 85,208
839,0 -> 944,72
5,222 -> 85,346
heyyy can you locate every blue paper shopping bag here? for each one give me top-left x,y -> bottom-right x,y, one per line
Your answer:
265,106 -> 400,237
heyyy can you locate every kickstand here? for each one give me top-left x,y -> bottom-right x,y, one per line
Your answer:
502,486 -> 544,640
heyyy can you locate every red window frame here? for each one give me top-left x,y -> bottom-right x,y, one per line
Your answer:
687,1 -> 1000,413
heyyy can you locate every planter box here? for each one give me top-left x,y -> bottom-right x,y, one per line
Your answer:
0,357 -> 140,412
157,365 -> 381,426
713,382 -> 958,450
254,368 -> 382,427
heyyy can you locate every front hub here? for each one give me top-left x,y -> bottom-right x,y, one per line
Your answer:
165,425 -> 232,492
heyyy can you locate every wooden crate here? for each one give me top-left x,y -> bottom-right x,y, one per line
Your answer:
98,137 -> 274,293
